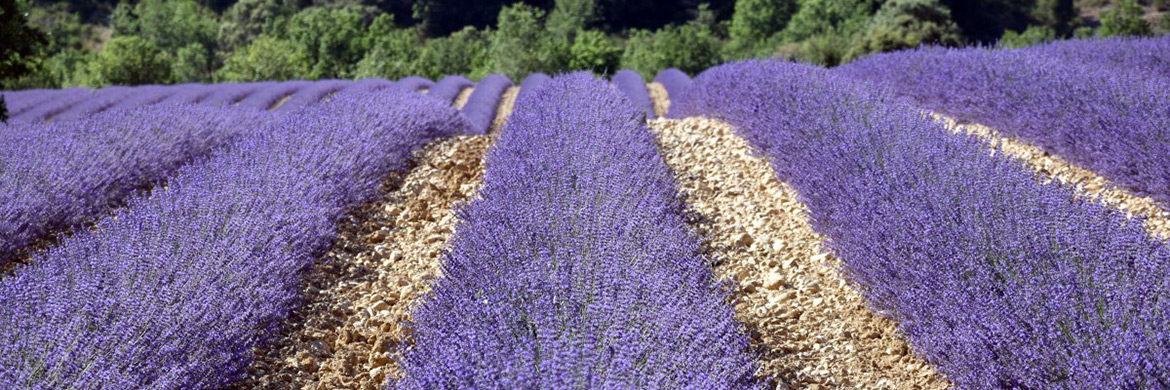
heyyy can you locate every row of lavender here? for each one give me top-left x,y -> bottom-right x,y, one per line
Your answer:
0,73 -> 523,270
837,36 -> 1170,209
672,60 -> 1170,389
393,73 -> 759,388
0,90 -> 467,388
0,105 -> 264,265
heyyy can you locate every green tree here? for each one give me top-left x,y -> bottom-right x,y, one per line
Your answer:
568,29 -> 619,74
1,0 -> 47,89
621,6 -> 722,79
780,0 -> 880,42
1031,0 -> 1075,36
133,0 -> 218,51
111,1 -> 137,36
90,35 -> 171,85
172,42 -> 211,81
1098,0 -> 1153,37
217,34 -> 311,81
281,6 -> 369,79
726,0 -> 797,59
354,27 -> 419,79
847,0 -> 961,60
486,3 -> 568,81
546,0 -> 595,38
998,25 -> 1056,48
414,26 -> 490,80
218,0 -> 295,53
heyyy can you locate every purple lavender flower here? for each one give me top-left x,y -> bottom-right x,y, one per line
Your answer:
394,73 -> 762,389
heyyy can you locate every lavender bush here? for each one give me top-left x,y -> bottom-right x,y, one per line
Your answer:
11,88 -> 92,122
460,74 -> 512,134
612,69 -> 654,118
1026,36 -> 1170,81
50,86 -> 136,121
672,60 -> 1170,389
342,78 -> 395,95
393,76 -> 434,93
394,73 -> 761,389
0,90 -> 467,389
235,81 -> 311,110
837,46 -> 1170,207
427,75 -> 474,104
515,72 -> 550,103
4,88 -> 81,117
157,84 -> 218,105
104,85 -> 178,112
202,82 -> 266,106
273,80 -> 352,113
653,68 -> 691,106
0,104 -> 263,265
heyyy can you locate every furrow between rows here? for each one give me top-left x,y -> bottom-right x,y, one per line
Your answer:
933,114 -> 1170,241
225,135 -> 492,390
651,117 -> 947,390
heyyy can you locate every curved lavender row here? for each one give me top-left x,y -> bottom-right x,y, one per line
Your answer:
10,88 -> 93,122
393,76 -> 434,93
395,73 -> 761,389
342,78 -> 395,94
273,80 -> 352,113
672,60 -> 1170,389
236,81 -> 311,110
49,86 -> 138,122
203,82 -> 267,106
612,69 -> 655,118
0,90 -> 467,389
459,74 -> 512,134
104,85 -> 177,112
1026,36 -> 1170,81
0,104 -> 262,265
653,68 -> 691,106
4,88 -> 79,117
514,72 -> 550,103
157,84 -> 218,105
427,75 -> 474,104
837,47 -> 1170,207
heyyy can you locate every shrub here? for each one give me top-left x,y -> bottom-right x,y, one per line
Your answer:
568,29 -> 621,75
217,35 -> 311,82
90,36 -> 172,86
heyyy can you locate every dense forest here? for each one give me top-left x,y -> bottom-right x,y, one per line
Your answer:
1,0 -> 1168,90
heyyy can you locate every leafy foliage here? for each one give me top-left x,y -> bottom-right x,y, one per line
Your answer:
217,35 -> 310,81
90,35 -> 171,85
0,0 -> 47,89
568,29 -> 620,74
1098,0 -> 1153,37
726,0 -> 798,59
412,26 -> 489,80
847,0 -> 962,60
620,7 -> 721,79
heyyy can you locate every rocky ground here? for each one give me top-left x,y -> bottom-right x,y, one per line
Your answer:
935,114 -> 1169,240
224,134 -> 493,390
649,117 -> 947,390
647,81 -> 670,117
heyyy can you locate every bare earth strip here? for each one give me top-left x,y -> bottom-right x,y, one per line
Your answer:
225,134 -> 492,390
452,87 -> 474,109
933,114 -> 1170,240
649,117 -> 948,390
268,93 -> 295,111
489,86 -> 519,132
646,82 -> 669,118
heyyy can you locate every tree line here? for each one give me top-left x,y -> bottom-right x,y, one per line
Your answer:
1,0 -> 1167,90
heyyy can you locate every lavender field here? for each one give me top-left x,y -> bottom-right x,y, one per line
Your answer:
2,36 -> 1169,390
